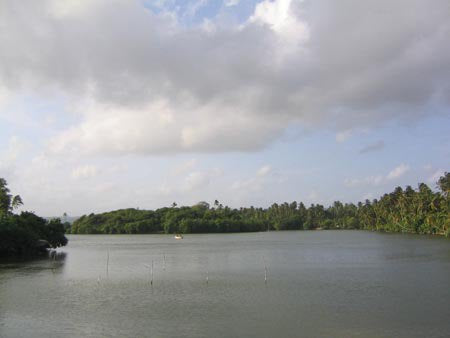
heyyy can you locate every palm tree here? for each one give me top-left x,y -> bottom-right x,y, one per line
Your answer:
0,178 -> 23,216
437,172 -> 450,198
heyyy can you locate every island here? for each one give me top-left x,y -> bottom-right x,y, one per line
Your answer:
70,172 -> 449,237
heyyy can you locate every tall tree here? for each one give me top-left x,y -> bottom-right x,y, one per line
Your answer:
0,178 -> 23,216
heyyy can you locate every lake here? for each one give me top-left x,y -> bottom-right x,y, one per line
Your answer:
1,231 -> 449,337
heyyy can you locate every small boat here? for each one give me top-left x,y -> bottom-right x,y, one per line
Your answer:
174,234 -> 183,240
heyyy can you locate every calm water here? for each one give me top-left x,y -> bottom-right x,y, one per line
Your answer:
0,231 -> 449,338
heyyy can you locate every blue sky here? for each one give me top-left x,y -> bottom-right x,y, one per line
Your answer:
0,0 -> 449,216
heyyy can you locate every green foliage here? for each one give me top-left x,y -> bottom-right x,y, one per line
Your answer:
0,178 -> 23,216
70,173 -> 450,237
0,179 -> 68,256
437,172 -> 450,197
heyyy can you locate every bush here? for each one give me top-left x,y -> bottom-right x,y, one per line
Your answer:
0,213 -> 67,256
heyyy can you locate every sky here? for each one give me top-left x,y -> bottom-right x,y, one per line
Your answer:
0,0 -> 449,216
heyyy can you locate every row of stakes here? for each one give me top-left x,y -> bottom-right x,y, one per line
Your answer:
102,250 -> 268,285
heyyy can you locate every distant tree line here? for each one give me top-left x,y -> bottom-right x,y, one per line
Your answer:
71,173 -> 449,237
0,178 -> 68,256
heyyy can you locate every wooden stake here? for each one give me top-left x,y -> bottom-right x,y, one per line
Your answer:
151,260 -> 154,285
263,257 -> 267,284
106,249 -> 109,277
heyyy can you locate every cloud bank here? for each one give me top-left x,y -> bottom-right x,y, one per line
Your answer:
1,0 -> 449,156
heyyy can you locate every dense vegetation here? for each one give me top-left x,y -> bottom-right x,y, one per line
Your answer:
0,178 -> 68,256
72,173 -> 449,237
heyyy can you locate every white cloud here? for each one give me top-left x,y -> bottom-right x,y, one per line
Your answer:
49,98 -> 285,155
344,175 -> 384,187
225,0 -> 240,7
46,0 -> 102,18
161,167 -> 223,194
231,177 -> 261,192
345,164 -> 410,188
256,164 -> 272,177
71,165 -> 99,179
0,0 -> 449,157
387,163 -> 410,180
201,18 -> 216,34
232,165 -> 273,191
183,168 -> 223,191
249,0 -> 309,43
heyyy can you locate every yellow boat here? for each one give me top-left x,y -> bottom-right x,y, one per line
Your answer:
174,234 -> 183,240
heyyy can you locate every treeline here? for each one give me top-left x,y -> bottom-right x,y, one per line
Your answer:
0,178 -> 68,256
72,173 -> 449,237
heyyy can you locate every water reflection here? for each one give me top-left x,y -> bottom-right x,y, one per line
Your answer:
1,232 -> 449,338
0,250 -> 67,275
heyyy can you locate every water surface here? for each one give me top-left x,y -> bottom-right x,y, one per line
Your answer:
1,231 -> 449,337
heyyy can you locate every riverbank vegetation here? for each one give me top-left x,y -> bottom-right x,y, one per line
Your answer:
0,178 -> 68,256
71,173 -> 449,237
